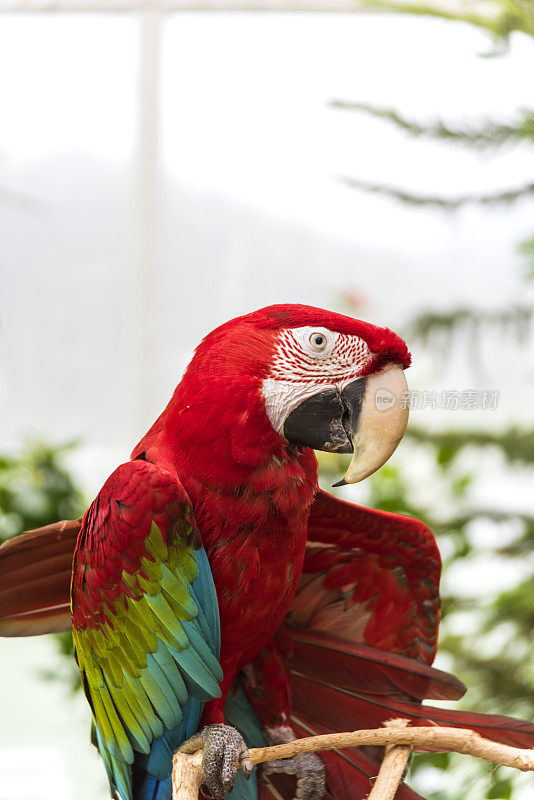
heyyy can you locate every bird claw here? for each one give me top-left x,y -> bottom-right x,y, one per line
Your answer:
261,726 -> 325,800
179,724 -> 253,799
262,753 -> 325,800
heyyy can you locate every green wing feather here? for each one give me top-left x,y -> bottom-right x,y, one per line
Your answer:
71,461 -> 223,786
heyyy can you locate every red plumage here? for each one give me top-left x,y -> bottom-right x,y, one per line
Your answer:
71,461 -> 199,631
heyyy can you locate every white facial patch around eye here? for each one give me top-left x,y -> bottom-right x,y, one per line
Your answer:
268,327 -> 372,383
262,377 -> 336,435
262,326 -> 373,435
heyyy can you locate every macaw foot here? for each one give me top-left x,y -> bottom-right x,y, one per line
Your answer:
261,726 -> 325,800
178,724 -> 253,799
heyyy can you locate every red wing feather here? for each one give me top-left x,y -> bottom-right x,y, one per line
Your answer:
283,627 -> 465,702
289,671 -> 534,751
0,519 -> 78,636
291,490 -> 441,664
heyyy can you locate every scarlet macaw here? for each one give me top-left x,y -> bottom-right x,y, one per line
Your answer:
1,304 -> 533,800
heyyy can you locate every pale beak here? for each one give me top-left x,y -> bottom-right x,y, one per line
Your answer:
332,365 -> 409,486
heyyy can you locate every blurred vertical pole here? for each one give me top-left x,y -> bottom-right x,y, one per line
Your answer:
133,0 -> 162,436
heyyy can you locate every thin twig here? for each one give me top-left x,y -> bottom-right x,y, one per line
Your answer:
368,719 -> 412,800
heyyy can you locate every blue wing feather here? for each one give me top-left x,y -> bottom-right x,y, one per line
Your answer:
131,552 -> 265,800
131,548 -> 221,800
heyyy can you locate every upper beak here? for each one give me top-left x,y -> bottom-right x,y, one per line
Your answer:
283,364 -> 409,486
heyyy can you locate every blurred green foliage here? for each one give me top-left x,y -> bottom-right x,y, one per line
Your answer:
0,440 -> 84,545
360,0 -> 534,44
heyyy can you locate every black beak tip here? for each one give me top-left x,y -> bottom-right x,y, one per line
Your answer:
331,478 -> 347,488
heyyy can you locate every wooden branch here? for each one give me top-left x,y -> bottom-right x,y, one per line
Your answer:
172,750 -> 204,800
247,726 -> 534,771
368,719 -> 412,800
172,720 -> 534,800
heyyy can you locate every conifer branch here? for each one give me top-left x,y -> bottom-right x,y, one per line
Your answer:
406,306 -> 533,343
329,102 -> 534,149
339,176 -> 534,209
354,0 -> 534,41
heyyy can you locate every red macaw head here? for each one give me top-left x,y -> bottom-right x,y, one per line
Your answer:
170,304 -> 411,486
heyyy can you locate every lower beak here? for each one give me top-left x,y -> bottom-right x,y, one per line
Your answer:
283,365 -> 409,486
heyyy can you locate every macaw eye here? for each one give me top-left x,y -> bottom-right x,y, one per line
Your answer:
309,332 -> 327,351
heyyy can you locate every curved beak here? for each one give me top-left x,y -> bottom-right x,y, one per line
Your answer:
334,365 -> 409,486
283,364 -> 409,486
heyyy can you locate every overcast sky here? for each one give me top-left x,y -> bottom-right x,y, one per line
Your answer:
1,12 -> 534,470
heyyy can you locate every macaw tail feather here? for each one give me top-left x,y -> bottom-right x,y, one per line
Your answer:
0,520 -> 78,636
284,628 -> 466,702
290,667 -> 534,745
287,627 -> 534,746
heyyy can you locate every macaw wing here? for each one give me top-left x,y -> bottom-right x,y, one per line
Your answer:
268,490 -> 534,800
0,519 -> 78,635
71,460 -> 222,800
289,488 -> 442,663
282,487 -> 461,710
